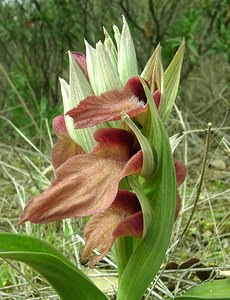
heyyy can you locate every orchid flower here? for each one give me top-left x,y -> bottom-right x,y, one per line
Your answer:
20,17 -> 186,299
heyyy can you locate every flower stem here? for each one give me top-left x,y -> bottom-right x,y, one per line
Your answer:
113,236 -> 133,281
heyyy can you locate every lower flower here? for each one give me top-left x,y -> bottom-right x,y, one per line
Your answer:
19,115 -> 186,267
19,125 -> 143,224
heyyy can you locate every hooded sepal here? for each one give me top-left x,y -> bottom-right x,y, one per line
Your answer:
117,16 -> 138,85
103,27 -> 118,73
158,40 -> 185,121
85,40 -> 122,95
141,44 -> 164,94
59,52 -> 96,153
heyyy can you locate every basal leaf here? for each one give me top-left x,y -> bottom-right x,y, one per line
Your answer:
0,233 -> 107,300
175,279 -> 230,299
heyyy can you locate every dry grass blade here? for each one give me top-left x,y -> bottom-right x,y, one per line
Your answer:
180,122 -> 212,239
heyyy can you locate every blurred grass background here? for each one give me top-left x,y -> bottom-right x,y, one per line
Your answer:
0,0 -> 229,299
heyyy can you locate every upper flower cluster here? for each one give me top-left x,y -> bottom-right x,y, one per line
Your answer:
20,17 -> 186,266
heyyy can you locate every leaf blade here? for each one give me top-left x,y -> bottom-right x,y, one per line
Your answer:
175,279 -> 230,299
0,233 -> 107,300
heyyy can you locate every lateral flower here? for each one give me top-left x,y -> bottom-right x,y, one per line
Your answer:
19,128 -> 143,224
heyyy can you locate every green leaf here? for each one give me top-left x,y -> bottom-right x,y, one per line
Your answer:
175,279 -> 230,299
0,233 -> 107,300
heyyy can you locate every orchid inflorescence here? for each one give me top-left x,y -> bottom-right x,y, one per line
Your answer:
20,16 -> 186,298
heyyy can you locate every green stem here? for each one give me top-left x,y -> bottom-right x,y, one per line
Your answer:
113,236 -> 133,281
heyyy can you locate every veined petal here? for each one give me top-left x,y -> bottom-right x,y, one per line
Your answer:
95,41 -> 123,93
103,27 -> 118,76
19,129 -> 142,224
52,114 -> 67,136
121,112 -> 154,177
65,52 -> 96,152
71,52 -> 88,78
153,90 -> 161,109
141,44 -> 164,93
158,40 -> 185,121
113,25 -> 121,54
85,41 -> 99,95
67,76 -> 147,128
121,150 -> 143,177
81,190 -> 141,267
51,115 -> 84,170
118,16 -> 138,85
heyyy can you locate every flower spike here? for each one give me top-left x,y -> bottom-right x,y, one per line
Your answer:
20,17 -> 187,299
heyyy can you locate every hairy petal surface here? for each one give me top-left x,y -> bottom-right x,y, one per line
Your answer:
51,115 -> 85,170
81,190 -> 141,267
67,76 -> 147,128
20,129 -> 142,224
